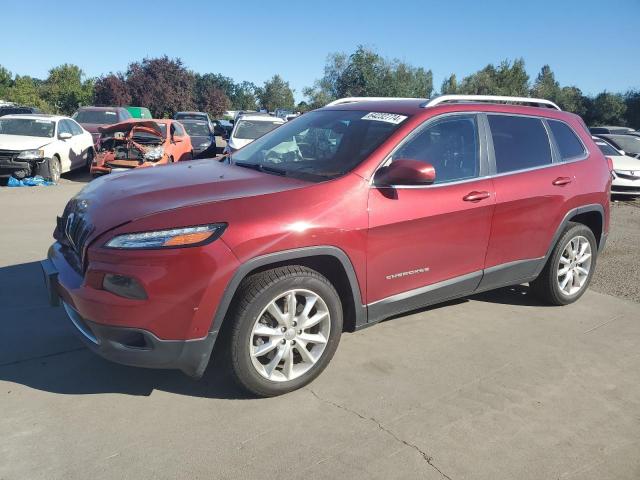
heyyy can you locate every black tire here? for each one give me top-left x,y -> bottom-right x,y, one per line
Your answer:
48,156 -> 61,184
530,222 -> 598,305
85,149 -> 94,171
225,265 -> 343,397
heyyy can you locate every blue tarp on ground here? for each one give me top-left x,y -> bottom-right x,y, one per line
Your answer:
7,176 -> 55,187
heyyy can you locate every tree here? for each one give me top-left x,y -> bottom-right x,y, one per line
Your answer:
0,65 -> 12,99
198,84 -> 231,117
440,74 -> 458,95
590,92 -> 627,126
257,75 -> 295,111
558,86 -> 587,117
459,59 -> 529,96
6,75 -> 51,111
531,65 -> 561,103
624,90 -> 640,130
126,56 -> 196,118
42,64 -> 93,115
230,81 -> 258,110
94,73 -> 131,106
303,46 -> 433,107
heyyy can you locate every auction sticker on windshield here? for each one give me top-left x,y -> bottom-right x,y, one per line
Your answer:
361,112 -> 407,124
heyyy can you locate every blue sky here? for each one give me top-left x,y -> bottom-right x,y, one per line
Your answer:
2,0 -> 639,101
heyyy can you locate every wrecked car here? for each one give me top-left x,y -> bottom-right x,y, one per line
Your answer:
91,119 -> 193,176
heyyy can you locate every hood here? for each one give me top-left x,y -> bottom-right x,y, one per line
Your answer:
0,134 -> 53,151
78,123 -> 104,134
228,138 -> 252,150
98,120 -> 165,137
611,154 -> 640,171
190,135 -> 213,148
68,159 -> 309,236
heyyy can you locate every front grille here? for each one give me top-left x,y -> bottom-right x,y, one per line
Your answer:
0,149 -> 19,162
64,213 -> 94,260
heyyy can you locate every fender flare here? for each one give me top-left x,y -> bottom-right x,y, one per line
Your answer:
209,246 -> 366,336
534,203 -> 605,276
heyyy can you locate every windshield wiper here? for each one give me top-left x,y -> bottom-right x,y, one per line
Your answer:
234,161 -> 287,176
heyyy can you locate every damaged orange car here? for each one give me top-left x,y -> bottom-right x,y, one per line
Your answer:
91,119 -> 193,176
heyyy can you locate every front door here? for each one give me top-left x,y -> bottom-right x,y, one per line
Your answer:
367,113 -> 495,322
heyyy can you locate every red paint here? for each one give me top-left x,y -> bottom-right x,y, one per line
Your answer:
50,100 -> 610,341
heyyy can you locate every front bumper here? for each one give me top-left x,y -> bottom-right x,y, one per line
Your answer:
0,156 -> 51,178
612,174 -> 640,195
40,239 -> 239,377
41,257 -> 216,377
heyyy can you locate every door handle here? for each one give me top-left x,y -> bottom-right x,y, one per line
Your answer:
463,191 -> 491,202
552,176 -> 572,186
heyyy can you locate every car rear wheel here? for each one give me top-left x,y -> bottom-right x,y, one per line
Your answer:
530,222 -> 597,305
225,266 -> 343,397
85,149 -> 94,170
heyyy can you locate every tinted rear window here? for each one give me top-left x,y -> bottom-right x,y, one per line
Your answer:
548,120 -> 586,160
488,115 -> 552,173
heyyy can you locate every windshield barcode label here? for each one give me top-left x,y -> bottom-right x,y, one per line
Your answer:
362,112 -> 407,124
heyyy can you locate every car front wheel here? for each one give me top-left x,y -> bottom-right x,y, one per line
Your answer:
226,266 -> 343,397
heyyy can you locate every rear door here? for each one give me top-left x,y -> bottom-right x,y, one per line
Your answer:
367,113 -> 495,320
480,113 -> 575,289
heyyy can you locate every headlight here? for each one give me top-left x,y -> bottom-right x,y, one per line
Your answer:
199,141 -> 212,148
104,223 -> 226,249
144,146 -> 164,161
17,149 -> 44,160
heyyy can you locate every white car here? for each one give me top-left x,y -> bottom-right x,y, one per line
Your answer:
593,136 -> 640,196
224,114 -> 285,154
0,114 -> 94,183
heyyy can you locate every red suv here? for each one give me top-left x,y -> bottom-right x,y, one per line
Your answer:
41,96 -> 611,397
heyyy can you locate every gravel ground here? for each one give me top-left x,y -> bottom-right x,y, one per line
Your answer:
590,196 -> 640,303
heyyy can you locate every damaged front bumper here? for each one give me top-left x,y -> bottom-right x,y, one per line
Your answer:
0,156 -> 52,179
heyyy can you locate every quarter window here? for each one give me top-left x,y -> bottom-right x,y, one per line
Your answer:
488,115 -> 552,173
391,115 -> 480,184
548,120 -> 586,160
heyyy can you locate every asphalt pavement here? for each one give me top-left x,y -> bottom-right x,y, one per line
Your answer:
1,173 -> 638,480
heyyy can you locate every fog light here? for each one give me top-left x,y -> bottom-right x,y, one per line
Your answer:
103,274 -> 148,300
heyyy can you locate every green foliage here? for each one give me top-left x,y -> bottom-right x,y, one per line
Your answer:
440,74 -> 458,95
257,75 -> 295,111
458,59 -> 529,96
230,81 -> 258,110
624,90 -> 640,130
94,73 -> 131,107
304,46 -> 433,108
0,66 -> 12,99
42,64 -> 93,115
590,92 -> 627,126
6,75 -> 51,112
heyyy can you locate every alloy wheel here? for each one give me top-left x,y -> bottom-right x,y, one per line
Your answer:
249,289 -> 331,382
557,235 -> 592,296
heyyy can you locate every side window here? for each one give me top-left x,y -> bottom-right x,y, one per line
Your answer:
548,120 -> 586,161
173,122 -> 185,136
57,120 -> 71,136
488,115 -> 552,173
68,120 -> 83,136
391,114 -> 479,184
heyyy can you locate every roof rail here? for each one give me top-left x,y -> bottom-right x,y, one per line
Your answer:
423,95 -> 561,111
326,97 -> 427,106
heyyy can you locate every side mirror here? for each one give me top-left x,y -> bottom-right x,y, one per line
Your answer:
374,159 -> 436,186
619,150 -> 626,156
59,132 -> 72,140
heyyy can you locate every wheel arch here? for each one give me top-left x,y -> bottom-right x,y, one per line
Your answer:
211,247 -> 366,337
543,204 -> 605,263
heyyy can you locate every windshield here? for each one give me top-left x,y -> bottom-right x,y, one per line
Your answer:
234,120 -> 283,140
610,136 -> 640,154
595,140 -> 620,156
231,109 -> 408,181
0,118 -> 55,137
176,113 -> 206,121
183,122 -> 210,136
73,110 -> 119,124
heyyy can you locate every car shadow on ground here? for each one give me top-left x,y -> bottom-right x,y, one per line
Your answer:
0,262 -> 551,400
59,169 -> 93,185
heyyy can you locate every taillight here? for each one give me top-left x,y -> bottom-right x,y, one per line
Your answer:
605,156 -> 614,172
